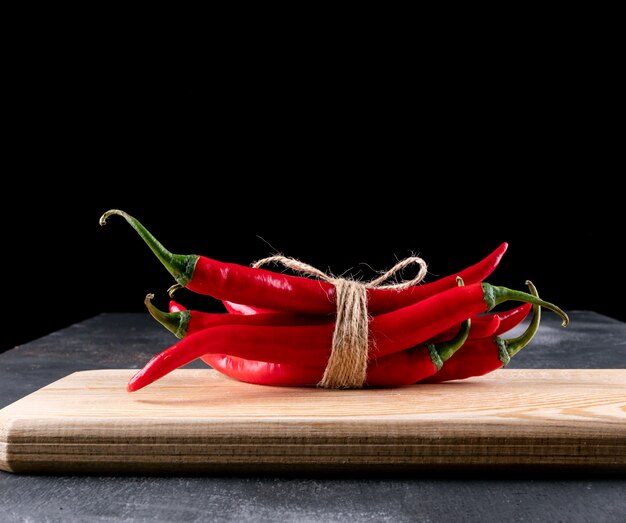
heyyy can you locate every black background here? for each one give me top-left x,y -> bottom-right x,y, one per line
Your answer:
3,37 -> 623,354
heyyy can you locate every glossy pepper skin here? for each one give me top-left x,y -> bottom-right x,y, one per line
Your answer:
222,301 -> 276,315
100,209 -> 508,316
127,281 -> 568,392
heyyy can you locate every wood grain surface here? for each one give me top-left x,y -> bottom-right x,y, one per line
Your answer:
1,369 -> 624,474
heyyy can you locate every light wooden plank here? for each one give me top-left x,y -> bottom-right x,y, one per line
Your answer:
1,369 -> 625,474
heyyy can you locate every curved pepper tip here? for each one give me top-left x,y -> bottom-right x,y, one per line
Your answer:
126,367 -> 147,392
496,241 -> 509,258
127,375 -> 141,393
99,208 -> 127,227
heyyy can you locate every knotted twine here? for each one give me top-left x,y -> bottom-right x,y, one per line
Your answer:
251,255 -> 428,389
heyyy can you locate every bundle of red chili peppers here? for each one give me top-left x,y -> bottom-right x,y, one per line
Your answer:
99,209 -> 569,392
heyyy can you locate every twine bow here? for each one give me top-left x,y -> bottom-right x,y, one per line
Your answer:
252,255 -> 428,389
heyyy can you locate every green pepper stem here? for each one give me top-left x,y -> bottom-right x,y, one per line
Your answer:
482,282 -> 569,327
168,283 -> 184,297
433,317 -> 472,365
99,209 -> 198,287
144,293 -> 189,339
505,280 -> 542,357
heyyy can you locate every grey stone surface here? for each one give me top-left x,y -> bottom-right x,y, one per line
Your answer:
1,311 -> 625,522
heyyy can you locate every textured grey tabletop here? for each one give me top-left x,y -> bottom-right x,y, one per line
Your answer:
1,311 -> 625,523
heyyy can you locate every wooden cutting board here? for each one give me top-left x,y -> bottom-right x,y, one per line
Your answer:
1,369 -> 625,474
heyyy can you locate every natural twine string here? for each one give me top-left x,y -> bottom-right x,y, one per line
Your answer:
252,255 -> 428,389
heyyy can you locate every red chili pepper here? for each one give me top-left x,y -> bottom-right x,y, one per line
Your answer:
421,281 -> 541,384
127,281 -> 568,391
100,209 -> 508,316
146,294 -> 332,338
